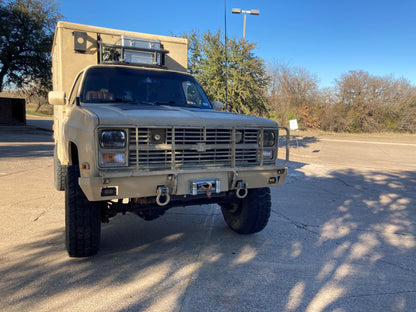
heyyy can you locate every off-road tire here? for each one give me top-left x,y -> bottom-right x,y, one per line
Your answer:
65,165 -> 101,257
221,187 -> 271,234
54,146 -> 66,191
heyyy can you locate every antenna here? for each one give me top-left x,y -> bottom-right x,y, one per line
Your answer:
224,0 -> 228,112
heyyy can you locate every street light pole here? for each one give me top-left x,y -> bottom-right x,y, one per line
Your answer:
243,12 -> 247,41
232,8 -> 260,41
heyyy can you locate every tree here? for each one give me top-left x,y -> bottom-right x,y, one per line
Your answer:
267,61 -> 320,128
0,0 -> 61,93
184,29 -> 269,116
335,70 -> 416,132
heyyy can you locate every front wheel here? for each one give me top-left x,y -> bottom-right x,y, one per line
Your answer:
221,188 -> 271,234
65,165 -> 102,257
54,145 -> 66,191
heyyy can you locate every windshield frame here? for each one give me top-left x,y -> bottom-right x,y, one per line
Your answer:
80,66 -> 213,109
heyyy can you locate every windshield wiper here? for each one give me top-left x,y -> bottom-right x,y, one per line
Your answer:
154,101 -> 177,106
136,101 -> 155,105
112,98 -> 137,103
155,101 -> 207,109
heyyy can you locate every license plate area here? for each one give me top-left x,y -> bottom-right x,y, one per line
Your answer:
189,179 -> 221,196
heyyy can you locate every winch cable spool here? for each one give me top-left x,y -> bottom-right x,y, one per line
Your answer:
200,181 -> 213,198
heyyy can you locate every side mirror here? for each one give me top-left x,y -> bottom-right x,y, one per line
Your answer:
212,101 -> 224,111
48,91 -> 66,106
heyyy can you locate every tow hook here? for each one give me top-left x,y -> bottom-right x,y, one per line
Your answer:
235,181 -> 248,199
156,186 -> 170,206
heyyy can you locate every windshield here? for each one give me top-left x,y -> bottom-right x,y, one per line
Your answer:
81,66 -> 212,109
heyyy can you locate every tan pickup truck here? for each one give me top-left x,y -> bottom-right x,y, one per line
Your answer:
49,22 -> 289,257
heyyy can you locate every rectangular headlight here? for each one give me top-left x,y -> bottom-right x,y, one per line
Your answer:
100,130 -> 126,148
99,152 -> 126,166
263,130 -> 276,147
263,150 -> 273,159
257,150 -> 274,162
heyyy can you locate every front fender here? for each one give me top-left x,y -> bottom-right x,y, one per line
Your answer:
63,106 -> 99,176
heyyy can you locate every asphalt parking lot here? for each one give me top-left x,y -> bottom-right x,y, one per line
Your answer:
0,117 -> 415,312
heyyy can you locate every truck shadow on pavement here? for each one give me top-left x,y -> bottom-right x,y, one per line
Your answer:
1,165 -> 416,311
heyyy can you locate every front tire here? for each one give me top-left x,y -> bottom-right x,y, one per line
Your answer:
221,188 -> 271,234
65,165 -> 101,257
54,146 -> 66,191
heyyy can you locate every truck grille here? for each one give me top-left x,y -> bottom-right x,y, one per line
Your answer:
127,127 -> 263,170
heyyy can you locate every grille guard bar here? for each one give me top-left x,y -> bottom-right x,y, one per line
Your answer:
278,127 -> 290,166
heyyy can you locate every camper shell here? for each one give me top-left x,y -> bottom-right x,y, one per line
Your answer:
52,21 -> 187,94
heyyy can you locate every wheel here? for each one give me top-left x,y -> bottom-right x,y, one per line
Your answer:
54,145 -> 66,191
221,187 -> 271,234
65,164 -> 101,257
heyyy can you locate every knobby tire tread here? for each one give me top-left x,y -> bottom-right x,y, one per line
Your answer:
54,146 -> 66,191
65,165 -> 101,257
221,187 -> 271,234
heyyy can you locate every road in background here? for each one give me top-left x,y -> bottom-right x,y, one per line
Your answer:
1,122 -> 415,312
288,131 -> 416,171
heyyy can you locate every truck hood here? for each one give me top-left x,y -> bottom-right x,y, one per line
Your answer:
81,103 -> 278,128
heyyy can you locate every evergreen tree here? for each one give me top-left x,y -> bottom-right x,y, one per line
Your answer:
184,29 -> 269,116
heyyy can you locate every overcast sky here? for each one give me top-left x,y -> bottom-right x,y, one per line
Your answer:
58,0 -> 416,88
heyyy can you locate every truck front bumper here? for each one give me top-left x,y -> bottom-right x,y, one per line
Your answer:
79,166 -> 288,202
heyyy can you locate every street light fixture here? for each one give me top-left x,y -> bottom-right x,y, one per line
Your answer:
232,8 -> 260,41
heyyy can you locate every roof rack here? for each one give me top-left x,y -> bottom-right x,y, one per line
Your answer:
97,35 -> 169,68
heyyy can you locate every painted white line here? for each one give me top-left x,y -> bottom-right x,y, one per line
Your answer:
319,138 -> 416,147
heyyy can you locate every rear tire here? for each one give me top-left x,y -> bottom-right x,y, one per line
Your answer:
221,188 -> 271,234
65,165 -> 101,257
